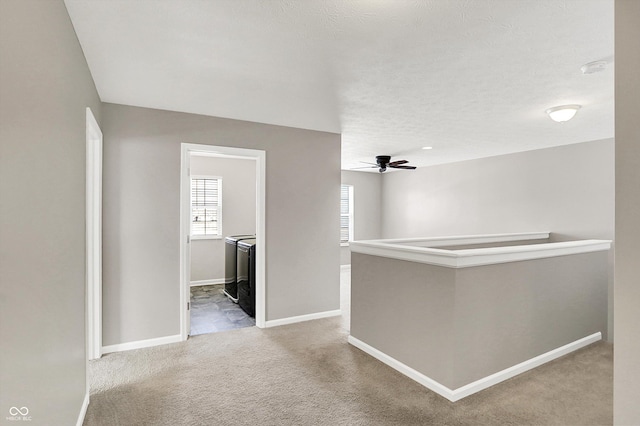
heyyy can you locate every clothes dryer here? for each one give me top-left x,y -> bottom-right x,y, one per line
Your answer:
224,235 -> 254,302
237,239 -> 256,317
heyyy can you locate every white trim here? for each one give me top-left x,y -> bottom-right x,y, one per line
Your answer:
451,332 -> 602,401
181,143 -> 267,340
76,391 -> 89,426
181,147 -> 191,338
265,309 -> 342,328
255,149 -> 267,329
340,264 -> 351,271
348,185 -> 354,242
349,232 -> 612,268
348,335 -> 453,398
348,332 -> 602,402
191,174 -> 223,179
360,231 -> 550,246
190,235 -> 223,240
190,278 -> 225,287
86,107 -> 102,361
102,334 -> 182,354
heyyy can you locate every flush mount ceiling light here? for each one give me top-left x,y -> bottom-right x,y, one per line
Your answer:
422,146 -> 433,150
545,105 -> 581,122
581,60 -> 608,74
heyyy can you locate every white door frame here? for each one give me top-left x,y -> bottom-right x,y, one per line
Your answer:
86,107 -> 102,361
180,143 -> 266,340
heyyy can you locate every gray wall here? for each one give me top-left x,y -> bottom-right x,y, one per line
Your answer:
381,139 -> 614,339
340,171 -> 382,265
0,1 -> 101,424
381,139 -> 614,241
189,156 -> 256,282
350,253 -> 456,387
614,1 -> 640,423
101,103 -> 341,346
351,250 -> 608,390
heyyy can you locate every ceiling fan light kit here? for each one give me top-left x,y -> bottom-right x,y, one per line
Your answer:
374,155 -> 417,173
350,155 -> 417,172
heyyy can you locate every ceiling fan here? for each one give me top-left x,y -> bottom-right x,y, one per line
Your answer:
354,155 -> 417,173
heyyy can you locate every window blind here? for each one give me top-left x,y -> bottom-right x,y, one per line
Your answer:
340,185 -> 353,243
191,177 -> 221,236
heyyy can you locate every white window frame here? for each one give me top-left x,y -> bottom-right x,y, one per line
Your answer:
190,175 -> 223,240
340,185 -> 354,246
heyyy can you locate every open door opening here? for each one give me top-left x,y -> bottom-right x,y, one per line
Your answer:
180,144 -> 266,340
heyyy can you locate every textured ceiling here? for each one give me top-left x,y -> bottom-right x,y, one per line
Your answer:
64,0 -> 614,171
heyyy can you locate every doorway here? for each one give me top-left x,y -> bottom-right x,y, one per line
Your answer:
189,154 -> 255,334
180,143 -> 266,340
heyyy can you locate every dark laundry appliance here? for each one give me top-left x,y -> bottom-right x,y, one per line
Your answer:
236,239 -> 256,317
224,235 -> 254,302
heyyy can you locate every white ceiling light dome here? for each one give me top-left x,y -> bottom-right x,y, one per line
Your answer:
545,105 -> 582,122
581,60 -> 608,74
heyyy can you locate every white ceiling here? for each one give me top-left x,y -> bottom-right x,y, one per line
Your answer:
64,0 -> 614,171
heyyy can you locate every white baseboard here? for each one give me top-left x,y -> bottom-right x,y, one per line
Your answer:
265,309 -> 342,328
190,278 -> 225,287
76,391 -> 90,426
348,335 -> 454,399
348,331 -> 602,402
102,334 -> 183,354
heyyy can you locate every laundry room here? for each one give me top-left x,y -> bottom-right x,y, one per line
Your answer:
189,152 -> 257,335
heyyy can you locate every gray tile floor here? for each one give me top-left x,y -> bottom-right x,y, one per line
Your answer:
190,284 -> 255,336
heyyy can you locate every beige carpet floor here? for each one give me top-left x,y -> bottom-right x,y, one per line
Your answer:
84,314 -> 612,426
86,268 -> 612,425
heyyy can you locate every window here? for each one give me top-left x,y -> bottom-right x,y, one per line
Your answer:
191,176 -> 222,238
340,185 -> 354,245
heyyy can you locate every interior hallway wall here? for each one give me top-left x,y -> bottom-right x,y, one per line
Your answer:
0,0 -> 102,423
614,0 -> 640,422
381,139 -> 615,339
101,103 -> 341,346
189,156 -> 256,283
340,171 -> 383,265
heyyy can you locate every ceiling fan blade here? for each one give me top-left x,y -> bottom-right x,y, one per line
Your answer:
359,161 -> 378,166
350,165 -> 377,169
388,160 -> 408,166
389,165 -> 417,170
